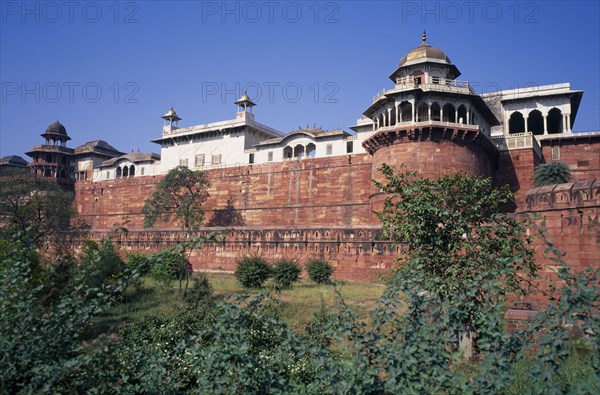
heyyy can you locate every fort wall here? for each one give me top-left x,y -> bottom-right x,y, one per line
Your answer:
75,154 -> 378,231
74,146 -> 600,286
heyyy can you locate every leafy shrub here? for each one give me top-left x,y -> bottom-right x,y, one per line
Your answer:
126,252 -> 152,276
534,161 -> 571,187
235,255 -> 272,288
307,259 -> 334,284
149,251 -> 187,293
272,259 -> 301,289
79,238 -> 125,291
184,274 -> 213,307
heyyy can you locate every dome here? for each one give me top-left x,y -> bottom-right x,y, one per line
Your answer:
45,121 -> 67,136
398,32 -> 451,67
162,107 -> 181,121
389,31 -> 461,82
235,91 -> 256,107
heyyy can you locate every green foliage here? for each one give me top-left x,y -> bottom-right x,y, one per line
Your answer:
0,168 -> 88,250
0,232 -> 140,394
149,250 -> 184,292
184,274 -> 213,307
534,161 -> 572,187
307,259 -> 334,284
235,255 -> 272,288
373,165 -> 539,335
79,238 -> 126,292
148,233 -> 222,297
126,252 -> 152,276
142,166 -> 210,230
272,258 -> 302,289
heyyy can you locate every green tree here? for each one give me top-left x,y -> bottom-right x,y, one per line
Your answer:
0,232 -> 140,394
142,166 -> 210,230
0,168 -> 86,250
373,165 -> 539,344
534,161 -> 572,187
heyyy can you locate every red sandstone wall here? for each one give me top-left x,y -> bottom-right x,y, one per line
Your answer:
371,139 -> 493,182
541,138 -> 600,181
517,179 -> 600,305
74,141 -> 600,287
494,148 -> 541,207
75,154 -> 377,231
91,226 -> 398,282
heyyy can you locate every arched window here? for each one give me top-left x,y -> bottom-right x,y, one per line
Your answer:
116,167 -> 122,178
390,106 -> 397,126
306,143 -> 316,157
283,146 -> 293,159
431,102 -> 441,121
44,168 -> 51,177
129,165 -> 135,177
417,102 -> 428,122
547,107 -> 563,134
442,103 -> 456,122
122,166 -> 129,177
457,105 -> 467,124
509,112 -> 525,134
528,110 -> 544,135
400,101 -> 412,122
45,153 -> 52,163
293,144 -> 304,158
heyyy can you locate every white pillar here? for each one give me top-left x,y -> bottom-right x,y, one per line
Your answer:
542,115 -> 547,135
466,108 -> 470,124
524,115 -> 528,133
396,104 -> 400,124
388,108 -> 392,126
427,103 -> 431,121
566,114 -> 571,132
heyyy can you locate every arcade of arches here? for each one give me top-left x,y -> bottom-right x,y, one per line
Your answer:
116,165 -> 136,178
373,101 -> 478,130
508,107 -> 569,135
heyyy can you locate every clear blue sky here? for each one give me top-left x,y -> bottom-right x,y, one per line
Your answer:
1,0 -> 599,158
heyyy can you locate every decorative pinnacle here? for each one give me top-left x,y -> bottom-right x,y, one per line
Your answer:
422,29 -> 427,43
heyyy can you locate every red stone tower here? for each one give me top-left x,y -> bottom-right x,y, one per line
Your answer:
362,32 -> 501,208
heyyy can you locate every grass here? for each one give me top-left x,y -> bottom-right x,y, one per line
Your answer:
93,272 -> 386,334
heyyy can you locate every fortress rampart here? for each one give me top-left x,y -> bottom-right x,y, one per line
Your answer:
75,147 -> 600,287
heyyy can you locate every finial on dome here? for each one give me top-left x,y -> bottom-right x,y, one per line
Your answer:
422,30 -> 427,43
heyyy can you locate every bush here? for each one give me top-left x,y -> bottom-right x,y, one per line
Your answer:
534,161 -> 571,187
307,259 -> 334,284
126,252 -> 152,276
79,239 -> 125,291
272,259 -> 301,289
184,274 -> 213,307
235,256 -> 272,288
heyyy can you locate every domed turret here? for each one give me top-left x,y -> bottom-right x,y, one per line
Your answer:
389,31 -> 461,82
161,107 -> 181,132
235,91 -> 256,113
45,121 -> 68,136
41,121 -> 71,144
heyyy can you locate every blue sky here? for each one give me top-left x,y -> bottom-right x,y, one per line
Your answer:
1,0 -> 599,158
